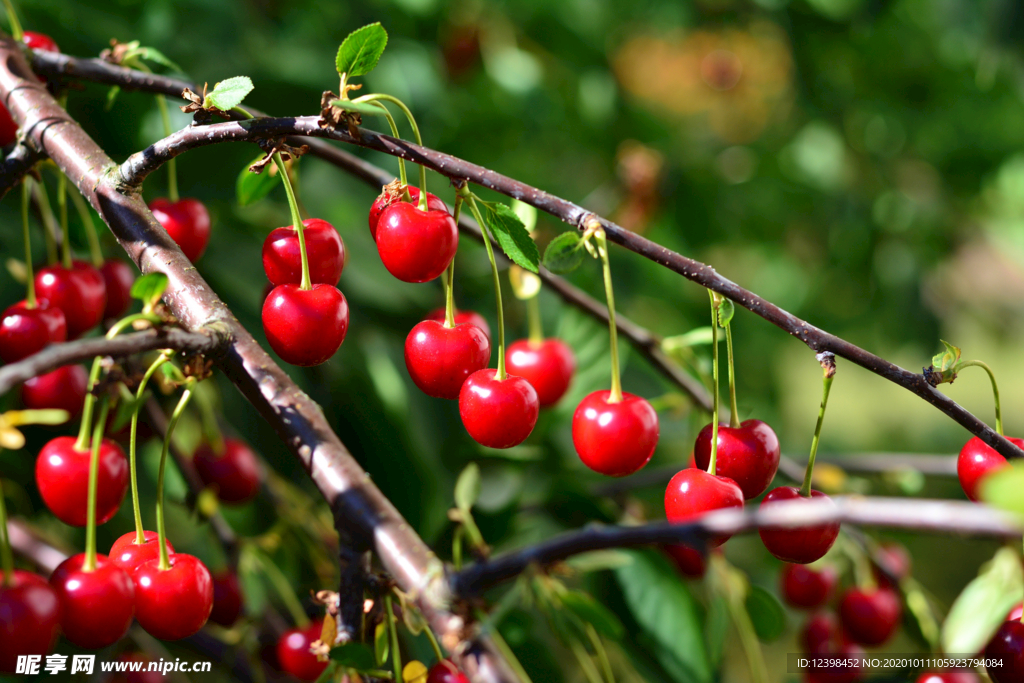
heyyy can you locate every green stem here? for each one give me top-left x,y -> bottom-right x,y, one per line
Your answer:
526,295 -> 543,345
0,473 -> 13,586
474,609 -> 535,683
584,624 -> 615,683
253,547 -> 309,627
423,624 -> 445,663
130,351 -> 173,544
1,0 -> 22,40
22,180 -> 35,308
367,101 -> 407,188
273,152 -> 310,290
354,93 -> 427,207
193,383 -> 225,454
155,96 -> 179,202
443,261 -> 456,328
467,195 -> 506,379
568,637 -> 604,683
728,588 -> 769,683
708,291 -> 720,476
800,372 -> 834,498
385,594 -> 402,681
595,231 -> 622,403
83,400 -> 111,572
156,380 -> 196,571
55,156 -> 71,269
33,179 -> 59,266
68,187 -> 104,267
725,323 -> 740,429
954,360 -> 1003,436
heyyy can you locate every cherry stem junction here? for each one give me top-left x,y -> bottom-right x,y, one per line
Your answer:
67,184 -> 104,267
1,0 -> 23,40
707,290 -> 721,476
272,152 -> 311,291
725,322 -> 740,429
156,379 -> 196,571
0,470 -> 13,586
129,351 -> 173,545
386,593 -> 403,680
465,192 -> 507,380
83,399 -> 111,572
953,360 -> 1003,436
800,353 -> 836,498
21,180 -> 35,307
592,227 -> 622,403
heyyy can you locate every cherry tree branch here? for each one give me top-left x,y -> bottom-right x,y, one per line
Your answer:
0,141 -> 44,200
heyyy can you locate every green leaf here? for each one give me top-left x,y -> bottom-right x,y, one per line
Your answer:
542,232 -> 584,274
565,550 -> 634,572
614,550 -> 711,683
705,595 -> 729,668
328,642 -> 377,671
925,340 -> 962,385
336,23 -> 388,78
204,76 -> 254,111
981,463 -> 1024,514
745,585 -> 786,642
135,46 -> 182,73
236,155 -> 281,206
941,547 -> 1023,654
559,590 -> 624,640
329,99 -> 390,117
717,298 -> 735,328
373,621 -> 389,666
105,85 -> 121,110
482,203 -> 540,272
454,462 -> 481,511
130,272 -> 168,308
661,327 -> 718,351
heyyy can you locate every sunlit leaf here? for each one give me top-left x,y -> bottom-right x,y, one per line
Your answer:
482,203 -> 540,273
336,23 -> 388,78
204,76 -> 254,111
236,155 -> 281,206
941,547 -> 1023,654
130,272 -> 168,309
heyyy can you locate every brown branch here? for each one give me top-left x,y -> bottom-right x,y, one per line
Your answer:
0,141 -> 44,200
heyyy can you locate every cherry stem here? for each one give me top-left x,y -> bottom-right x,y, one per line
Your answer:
442,198 -> 463,328
83,399 -> 110,573
593,229 -> 622,403
250,547 -> 309,628
0,472 -> 14,586
527,295 -> 543,345
800,369 -> 835,498
32,178 -> 60,266
385,593 -> 403,680
953,360 -> 1003,436
68,184 -> 104,267
1,0 -> 23,40
154,95 -> 179,203
354,93 -> 427,208
56,169 -> 72,269
21,180 -> 35,308
423,621 -> 445,663
156,379 -> 196,571
193,383 -> 225,455
725,323 -> 740,429
708,290 -> 720,477
466,194 -> 507,380
366,101 -> 407,188
272,152 -> 311,291
130,351 -> 173,545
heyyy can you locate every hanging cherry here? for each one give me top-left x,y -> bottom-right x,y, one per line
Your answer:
21,364 -> 88,417
781,563 -> 837,610
376,200 -> 458,283
34,260 -> 106,339
664,468 -> 744,546
209,569 -> 244,627
985,619 -> 1024,683
425,306 -> 491,341
507,339 -> 576,408
427,660 -> 471,683
109,530 -> 174,574
149,198 -> 211,262
100,259 -> 136,319
666,544 -> 707,579
277,620 -> 328,681
370,184 -> 447,239
406,318 -> 490,400
263,218 -> 345,286
36,435 -> 128,527
838,587 -> 902,646
193,438 -> 264,505
0,300 -> 66,363
0,570 -> 61,672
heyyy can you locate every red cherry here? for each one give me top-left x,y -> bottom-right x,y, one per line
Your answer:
838,587 -> 902,646
1008,603 -> 1023,622
666,544 -> 707,578
404,319 -> 490,399
781,563 -> 837,610
35,435 -> 128,527
149,197 -> 211,262
262,284 -> 349,366
262,219 -> 346,287
0,570 -> 61,672
131,553 -> 213,640
100,259 -> 136,319
873,541 -> 911,588
34,260 -> 107,338
0,299 -> 66,363
805,643 -> 864,683
49,553 -> 135,649
459,369 -> 539,448
209,570 -> 244,627
21,364 -> 87,417
427,660 -> 471,683
193,438 -> 263,504
0,103 -> 16,147
506,339 -> 576,408
109,530 -> 174,573
22,31 -> 59,53
916,673 -> 979,683
986,620 -> 1024,683
276,620 -> 327,681
375,202 -> 458,283
574,390 -> 659,476
802,612 -> 840,654
369,185 -> 447,239
957,436 -> 1021,502
664,468 -> 744,546
425,307 -> 491,341
693,419 -> 780,499
758,487 -> 840,564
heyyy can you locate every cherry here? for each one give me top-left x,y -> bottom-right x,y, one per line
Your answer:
276,620 -> 328,681
1009,603 -> 1023,621
109,530 -> 174,573
209,570 -> 244,627
263,219 -> 346,287
35,435 -> 129,527
873,541 -> 911,589
781,563 -> 837,610
838,587 -> 902,646
459,370 -> 538,448
0,570 -> 61,673
693,419 -> 780,500
805,643 -> 864,683
758,487 -> 840,564
375,201 -> 458,283
506,339 -> 576,408
49,553 -> 135,649
369,185 -> 447,239
22,31 -> 59,53
425,307 -> 491,341
100,259 -> 136,319
34,260 -> 107,338
21,364 -> 88,417
985,619 -> 1024,683
0,103 -> 16,147
957,436 -> 1022,502
916,673 -> 979,683
148,197 -> 212,262
0,299 -> 66,363
131,553 -> 213,640
193,438 -> 263,504
427,660 -> 471,683
666,544 -> 707,578
574,390 -> 659,476
262,284 -> 349,366
405,319 -> 490,400
802,612 -> 840,654
664,468 -> 744,547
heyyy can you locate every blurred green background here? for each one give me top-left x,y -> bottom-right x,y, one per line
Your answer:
2,0 -> 1024,681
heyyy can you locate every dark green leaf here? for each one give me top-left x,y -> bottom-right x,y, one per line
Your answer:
130,272 -> 168,308
236,155 -> 281,206
329,99 -> 390,117
559,590 -> 624,640
204,76 -> 253,111
942,547 -> 1024,654
542,232 -> 584,274
328,642 -> 377,670
745,585 -> 786,642
717,298 -> 735,327
336,23 -> 388,78
481,203 -> 540,272
136,46 -> 182,73
455,462 -> 481,511
705,595 -> 729,668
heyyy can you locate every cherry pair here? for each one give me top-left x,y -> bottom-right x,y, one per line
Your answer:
370,185 -> 457,283
693,419 -> 780,500
193,438 -> 263,505
0,570 -> 61,672
0,32 -> 60,147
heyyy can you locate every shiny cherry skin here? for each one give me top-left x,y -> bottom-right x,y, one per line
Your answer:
22,31 -> 59,53
34,260 -> 107,338
36,435 -> 129,527
0,103 -> 16,146
209,570 -> 244,627
838,587 -> 902,646
0,299 -> 66,363
109,530 -> 175,573
262,284 -> 349,366
425,307 -> 491,341
666,544 -> 707,578
369,185 -> 447,239
758,487 -> 840,564
50,553 -> 135,649
131,553 -> 213,640
193,438 -> 263,504
916,673 -> 979,683
986,620 -> 1024,683
262,219 -> 346,286
0,570 -> 61,672
664,468 -> 744,546
375,201 -> 458,283
781,563 -> 837,610
506,339 -> 576,408
100,259 -> 136,319
958,436 -> 1022,502
693,419 -> 780,500
873,541 -> 911,588
149,197 -> 211,262
405,320 -> 490,399
21,364 -> 88,417
574,390 -> 659,477
459,369 -> 539,449
277,620 -> 327,681
427,660 -> 471,683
